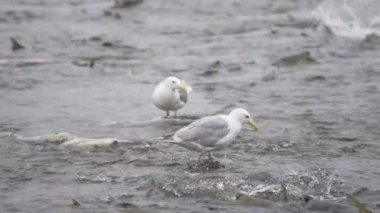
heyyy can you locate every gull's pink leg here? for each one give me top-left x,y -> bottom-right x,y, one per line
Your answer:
208,152 -> 213,161
194,152 -> 203,169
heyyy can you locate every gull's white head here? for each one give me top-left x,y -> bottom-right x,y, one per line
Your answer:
163,76 -> 191,93
229,108 -> 259,131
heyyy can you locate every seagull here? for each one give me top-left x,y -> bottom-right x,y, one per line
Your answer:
169,108 -> 259,168
152,76 -> 192,117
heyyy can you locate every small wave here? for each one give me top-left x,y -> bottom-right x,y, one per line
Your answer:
312,0 -> 380,39
139,167 -> 344,203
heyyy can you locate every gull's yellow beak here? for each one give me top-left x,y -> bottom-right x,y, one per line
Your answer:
249,119 -> 259,131
178,82 -> 192,93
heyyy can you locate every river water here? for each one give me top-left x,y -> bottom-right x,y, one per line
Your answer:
1,0 -> 380,212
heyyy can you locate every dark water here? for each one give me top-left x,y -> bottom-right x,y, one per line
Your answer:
1,0 -> 380,212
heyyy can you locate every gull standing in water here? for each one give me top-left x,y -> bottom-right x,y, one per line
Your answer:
152,76 -> 192,117
169,108 -> 259,168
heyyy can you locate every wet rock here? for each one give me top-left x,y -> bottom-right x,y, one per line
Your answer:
102,41 -> 115,47
360,33 -> 380,49
364,33 -> 380,43
103,10 -> 123,19
114,13 -> 122,19
341,144 -> 368,154
72,60 -> 95,68
303,195 -> 313,202
305,75 -> 326,82
341,146 -> 356,153
71,199 -> 81,207
99,40 -> 137,51
352,187 -> 369,196
104,10 -> 112,16
200,61 -> 242,76
227,64 -> 241,72
117,202 -> 138,209
270,29 -> 278,34
272,51 -> 316,66
222,25 -> 259,35
89,36 -> 103,42
262,71 -> 276,82
207,206 -> 218,211
187,158 -> 225,171
201,61 -> 221,76
10,37 -> 24,51
201,70 -> 219,76
95,159 -> 125,166
89,60 -> 95,68
334,137 -> 357,142
114,0 -> 143,8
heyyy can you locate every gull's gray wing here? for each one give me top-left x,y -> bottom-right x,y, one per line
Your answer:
174,115 -> 229,147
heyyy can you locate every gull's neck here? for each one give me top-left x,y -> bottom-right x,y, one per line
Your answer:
226,114 -> 242,132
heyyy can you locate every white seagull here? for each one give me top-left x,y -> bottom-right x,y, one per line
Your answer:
152,76 -> 192,117
169,108 -> 259,168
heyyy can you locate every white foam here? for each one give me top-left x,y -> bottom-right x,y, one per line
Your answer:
312,0 -> 380,39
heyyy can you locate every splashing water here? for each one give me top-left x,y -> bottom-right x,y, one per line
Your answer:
312,0 -> 380,38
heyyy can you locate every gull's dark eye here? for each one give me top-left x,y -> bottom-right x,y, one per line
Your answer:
245,115 -> 249,118
172,80 -> 176,84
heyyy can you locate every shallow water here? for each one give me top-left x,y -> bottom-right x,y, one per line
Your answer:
1,0 -> 380,212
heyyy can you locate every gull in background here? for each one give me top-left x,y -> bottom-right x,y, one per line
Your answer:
152,76 -> 192,117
